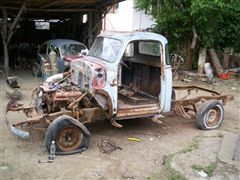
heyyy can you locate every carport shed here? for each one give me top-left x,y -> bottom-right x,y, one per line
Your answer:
0,0 -> 123,75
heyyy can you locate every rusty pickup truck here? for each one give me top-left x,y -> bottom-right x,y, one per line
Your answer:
6,32 -> 233,155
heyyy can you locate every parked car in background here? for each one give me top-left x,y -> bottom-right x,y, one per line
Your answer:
32,39 -> 88,78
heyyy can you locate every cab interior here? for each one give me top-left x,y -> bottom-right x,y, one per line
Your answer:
117,40 -> 162,112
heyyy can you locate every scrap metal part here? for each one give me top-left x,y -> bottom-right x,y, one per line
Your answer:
98,140 -> 122,154
171,85 -> 234,118
5,76 -> 22,100
5,100 -> 31,140
5,89 -> 107,141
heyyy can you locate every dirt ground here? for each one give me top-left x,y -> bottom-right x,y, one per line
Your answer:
0,70 -> 239,180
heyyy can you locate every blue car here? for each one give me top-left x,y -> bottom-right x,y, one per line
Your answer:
32,39 -> 88,78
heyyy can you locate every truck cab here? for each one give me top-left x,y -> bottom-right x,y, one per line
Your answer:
71,31 -> 172,120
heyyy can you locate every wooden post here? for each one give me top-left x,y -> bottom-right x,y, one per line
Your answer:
1,8 -> 9,76
0,1 -> 26,76
7,1 -> 26,44
87,12 -> 93,47
87,6 -> 112,41
93,10 -> 102,37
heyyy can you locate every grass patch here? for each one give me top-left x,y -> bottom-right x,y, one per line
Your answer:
0,162 -> 11,170
150,136 -> 212,179
151,155 -> 187,180
191,162 -> 217,177
181,138 -> 199,153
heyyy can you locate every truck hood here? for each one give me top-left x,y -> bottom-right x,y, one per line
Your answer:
63,55 -> 83,62
70,56 -> 107,92
72,55 -> 107,67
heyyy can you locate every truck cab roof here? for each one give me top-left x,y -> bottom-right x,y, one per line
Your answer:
98,31 -> 168,45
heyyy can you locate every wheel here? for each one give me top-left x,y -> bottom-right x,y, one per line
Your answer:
196,100 -> 224,130
45,115 -> 91,155
32,62 -> 42,77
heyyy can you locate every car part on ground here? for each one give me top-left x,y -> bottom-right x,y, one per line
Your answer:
5,76 -> 22,100
45,115 -> 91,155
98,140 -> 122,154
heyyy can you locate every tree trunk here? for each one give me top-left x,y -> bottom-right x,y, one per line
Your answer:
184,42 -> 194,70
223,48 -> 230,69
191,27 -> 198,49
184,27 -> 198,70
198,48 -> 207,74
208,49 -> 224,76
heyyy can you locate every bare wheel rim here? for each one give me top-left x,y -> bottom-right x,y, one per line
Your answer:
204,106 -> 222,127
56,126 -> 83,152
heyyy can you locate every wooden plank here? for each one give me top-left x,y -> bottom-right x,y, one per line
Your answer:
0,0 -> 8,6
40,1 -> 60,8
40,0 -> 99,8
0,6 -> 94,12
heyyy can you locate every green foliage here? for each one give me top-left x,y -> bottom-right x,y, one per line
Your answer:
191,0 -> 240,50
191,162 -> 217,177
181,138 -> 199,153
151,154 -> 187,180
135,0 -> 240,51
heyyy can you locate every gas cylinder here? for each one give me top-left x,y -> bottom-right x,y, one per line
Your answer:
204,62 -> 213,80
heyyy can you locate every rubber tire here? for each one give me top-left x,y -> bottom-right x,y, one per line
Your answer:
196,100 -> 224,130
32,62 -> 42,77
45,115 -> 91,155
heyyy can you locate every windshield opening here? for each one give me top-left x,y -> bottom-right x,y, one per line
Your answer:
61,44 -> 86,56
88,37 -> 122,63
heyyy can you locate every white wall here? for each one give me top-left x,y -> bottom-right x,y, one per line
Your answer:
103,0 -> 155,31
132,6 -> 155,30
